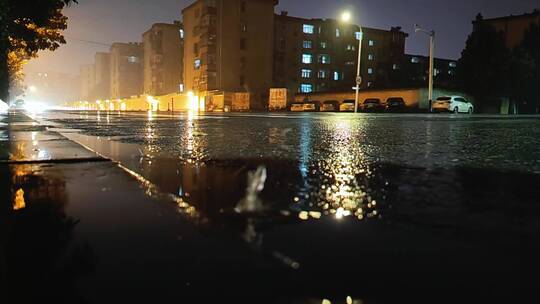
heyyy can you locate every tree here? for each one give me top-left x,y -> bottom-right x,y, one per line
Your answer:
0,0 -> 77,102
456,14 -> 511,111
513,23 -> 540,113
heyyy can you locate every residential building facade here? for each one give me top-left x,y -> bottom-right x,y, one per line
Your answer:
182,0 -> 277,109
80,64 -> 95,101
110,42 -> 143,99
274,11 -> 408,94
399,54 -> 458,89
143,22 -> 184,96
94,52 -> 111,100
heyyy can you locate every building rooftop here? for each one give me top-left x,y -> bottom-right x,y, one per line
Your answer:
275,12 -> 408,36
474,9 -> 540,23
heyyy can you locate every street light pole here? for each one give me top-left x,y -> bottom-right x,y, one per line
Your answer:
355,29 -> 363,114
415,25 -> 435,112
341,11 -> 362,113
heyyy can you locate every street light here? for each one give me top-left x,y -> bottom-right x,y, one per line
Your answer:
341,11 -> 363,113
28,85 -> 37,93
415,24 -> 435,112
341,11 -> 352,23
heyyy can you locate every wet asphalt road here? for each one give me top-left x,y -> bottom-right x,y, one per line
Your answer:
9,110 -> 540,303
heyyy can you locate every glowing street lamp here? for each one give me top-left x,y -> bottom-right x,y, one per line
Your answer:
341,11 -> 363,113
28,85 -> 37,93
341,11 -> 352,23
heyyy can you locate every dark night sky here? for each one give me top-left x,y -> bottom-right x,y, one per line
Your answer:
25,0 -> 540,75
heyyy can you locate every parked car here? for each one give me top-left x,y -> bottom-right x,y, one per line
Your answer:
290,101 -> 320,112
385,97 -> 407,112
339,100 -> 357,112
432,96 -> 474,114
303,102 -> 319,112
290,102 -> 304,112
362,98 -> 385,112
321,100 -> 339,112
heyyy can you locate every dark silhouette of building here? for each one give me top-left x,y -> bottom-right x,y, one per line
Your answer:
398,54 -> 458,89
473,10 -> 540,49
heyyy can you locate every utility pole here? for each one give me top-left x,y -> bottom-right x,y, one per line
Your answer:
341,11 -> 362,113
355,29 -> 363,114
415,25 -> 435,112
428,31 -> 435,112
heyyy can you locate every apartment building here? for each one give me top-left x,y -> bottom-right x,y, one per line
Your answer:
94,52 -> 111,100
110,42 -> 143,99
143,22 -> 184,96
182,0 -> 277,109
79,64 -> 95,101
274,11 -> 408,94
400,54 -> 458,89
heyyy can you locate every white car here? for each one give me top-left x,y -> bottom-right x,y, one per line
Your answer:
433,96 -> 474,114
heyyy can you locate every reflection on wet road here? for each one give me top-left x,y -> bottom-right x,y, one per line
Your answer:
44,111 -> 540,228
5,110 -> 540,302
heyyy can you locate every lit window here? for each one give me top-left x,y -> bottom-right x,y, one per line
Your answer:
194,59 -> 201,69
449,62 -> 457,68
367,81 -> 373,87
345,61 -> 355,66
318,70 -> 327,79
300,84 -> 313,93
303,40 -> 312,49
336,28 -> 340,38
355,32 -> 363,40
303,24 -> 314,34
319,54 -> 330,64
368,54 -> 374,61
368,68 -> 373,74
302,54 -> 312,64
180,29 -> 185,39
333,71 -> 340,81
434,68 -> 440,76
411,57 -> 420,63
346,45 -> 355,51
301,69 -> 312,78
369,40 -> 374,46
393,64 -> 399,70
320,42 -> 327,49
127,56 -> 139,63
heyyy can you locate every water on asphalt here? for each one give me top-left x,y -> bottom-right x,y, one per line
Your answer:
4,110 -> 540,303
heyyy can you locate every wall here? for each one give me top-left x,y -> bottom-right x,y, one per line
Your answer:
295,87 -> 472,110
66,93 -> 192,112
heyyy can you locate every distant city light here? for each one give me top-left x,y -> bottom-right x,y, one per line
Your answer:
23,101 -> 49,113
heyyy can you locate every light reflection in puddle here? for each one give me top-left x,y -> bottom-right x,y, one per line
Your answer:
293,118 -> 382,222
60,115 -> 387,227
